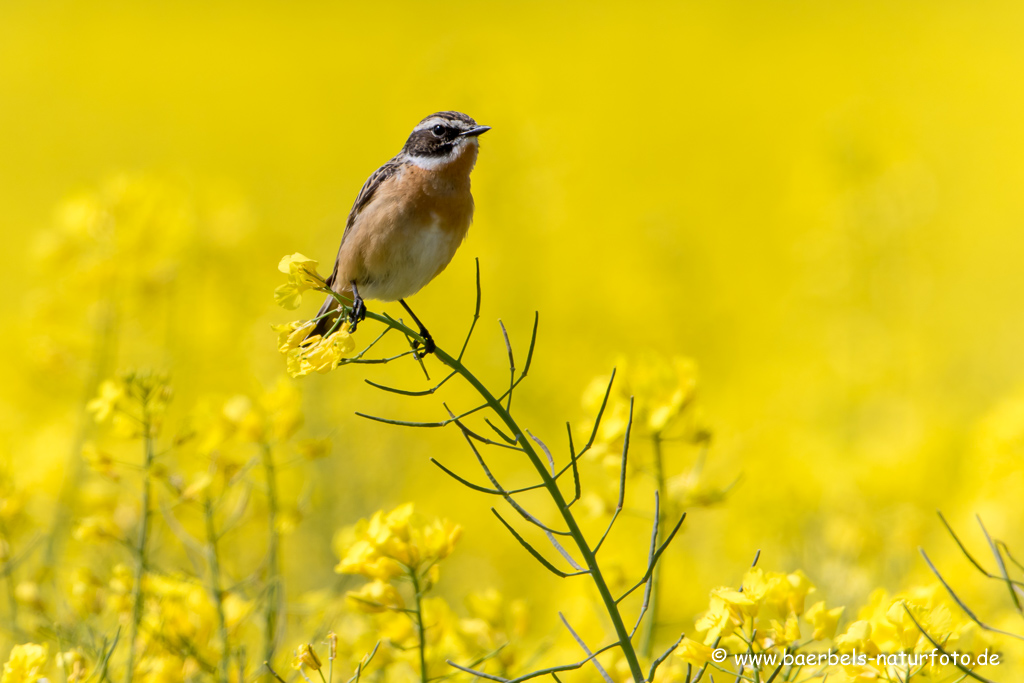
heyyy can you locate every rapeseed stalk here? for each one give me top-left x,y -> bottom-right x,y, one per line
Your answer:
274,258 -> 687,683
86,371 -> 171,683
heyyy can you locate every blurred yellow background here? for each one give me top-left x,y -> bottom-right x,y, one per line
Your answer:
2,0 -> 1024,679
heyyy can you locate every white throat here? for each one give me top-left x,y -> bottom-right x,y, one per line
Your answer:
407,138 -> 478,170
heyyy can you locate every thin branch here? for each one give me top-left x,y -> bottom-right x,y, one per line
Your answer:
937,512 -> 1024,587
430,459 -> 548,496
629,492 -> 661,638
617,398 -> 634,511
763,663 -> 784,683
901,605 -> 998,683
566,423 -> 581,505
578,370 -> 616,459
430,458 -> 504,495
345,325 -> 392,360
595,400 -> 634,554
364,371 -> 456,397
264,662 -> 288,683
529,432 -> 556,476
356,377 -> 529,429
499,320 -> 515,412
617,512 -> 687,604
457,426 -> 571,537
449,408 -> 525,451
976,515 -> 1023,613
486,418 -> 519,445
346,641 -> 381,683
647,633 -> 685,682
919,548 -> 1024,641
457,258 -> 482,362
447,644 -> 618,683
558,613 -> 613,683
90,626 -> 121,683
490,509 -> 587,579
594,511 -> 621,555
520,312 -> 539,381
545,531 -> 584,572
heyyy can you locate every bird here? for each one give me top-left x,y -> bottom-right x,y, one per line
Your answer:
308,111 -> 490,357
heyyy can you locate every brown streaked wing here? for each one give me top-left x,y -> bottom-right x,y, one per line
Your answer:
325,157 -> 404,286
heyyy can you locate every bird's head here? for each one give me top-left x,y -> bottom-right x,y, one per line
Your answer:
402,111 -> 490,169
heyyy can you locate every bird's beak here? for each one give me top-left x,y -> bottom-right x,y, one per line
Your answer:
460,125 -> 491,137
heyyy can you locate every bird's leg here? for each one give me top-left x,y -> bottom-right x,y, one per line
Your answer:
399,299 -> 435,358
348,281 -> 367,331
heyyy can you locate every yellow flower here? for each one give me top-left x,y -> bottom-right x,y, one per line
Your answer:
334,503 -> 462,578
696,590 -> 749,643
806,600 -> 845,640
87,371 -> 172,434
835,620 -> 879,657
1,642 -> 48,683
292,643 -> 322,671
275,253 -> 327,309
272,320 -> 316,353
14,582 -> 42,610
222,394 -> 265,442
764,614 -> 801,649
57,650 -> 87,683
285,327 -> 355,377
278,253 -> 327,288
222,593 -> 253,630
422,517 -> 463,562
345,580 -> 405,613
675,637 -> 713,667
274,281 -> 303,309
582,355 -> 700,449
86,379 -> 124,422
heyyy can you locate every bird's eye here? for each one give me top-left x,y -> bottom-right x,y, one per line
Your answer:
431,124 -> 445,137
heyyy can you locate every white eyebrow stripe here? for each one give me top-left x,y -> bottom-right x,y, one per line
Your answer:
413,117 -> 449,132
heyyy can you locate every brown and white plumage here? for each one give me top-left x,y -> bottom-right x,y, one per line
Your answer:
309,111 -> 489,342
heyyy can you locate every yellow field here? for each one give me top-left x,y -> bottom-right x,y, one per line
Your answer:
1,1 -> 1023,681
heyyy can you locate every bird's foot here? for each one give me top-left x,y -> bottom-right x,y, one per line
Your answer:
346,296 -> 367,332
413,332 -> 436,359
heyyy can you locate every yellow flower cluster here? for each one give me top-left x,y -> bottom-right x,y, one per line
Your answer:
334,503 -> 461,583
1,643 -> 48,683
323,504 -> 537,680
832,585 -> 992,680
583,355 -> 701,446
272,254 -> 356,377
692,567 -> 838,654
86,370 -> 172,437
191,380 -> 305,453
274,253 -> 328,310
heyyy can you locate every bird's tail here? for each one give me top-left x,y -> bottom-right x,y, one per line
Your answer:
306,294 -> 341,341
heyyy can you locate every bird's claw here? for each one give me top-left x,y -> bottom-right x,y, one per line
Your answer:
346,298 -> 367,332
413,334 -> 436,359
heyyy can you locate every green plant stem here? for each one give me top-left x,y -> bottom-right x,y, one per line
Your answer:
125,420 -> 155,683
260,442 -> 282,679
360,310 -> 648,683
204,494 -> 231,683
409,569 -> 429,683
0,520 -> 18,634
640,432 -> 665,658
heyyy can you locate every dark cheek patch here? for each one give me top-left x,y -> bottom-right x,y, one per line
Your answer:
404,131 -> 454,158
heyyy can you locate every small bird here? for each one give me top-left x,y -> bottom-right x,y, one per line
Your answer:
309,111 -> 490,356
